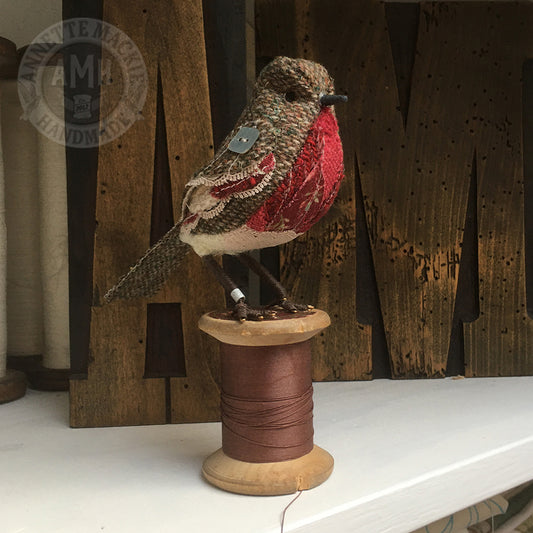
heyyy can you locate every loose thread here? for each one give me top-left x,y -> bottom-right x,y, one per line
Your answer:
281,490 -> 303,533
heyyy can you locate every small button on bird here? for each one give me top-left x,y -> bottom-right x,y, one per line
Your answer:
105,56 -> 348,321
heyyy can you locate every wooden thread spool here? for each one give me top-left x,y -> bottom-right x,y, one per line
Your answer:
199,309 -> 334,496
3,48 -> 70,391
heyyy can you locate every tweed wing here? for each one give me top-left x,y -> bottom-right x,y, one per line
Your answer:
180,153 -> 277,234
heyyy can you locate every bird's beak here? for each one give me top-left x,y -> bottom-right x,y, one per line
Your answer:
320,94 -> 348,106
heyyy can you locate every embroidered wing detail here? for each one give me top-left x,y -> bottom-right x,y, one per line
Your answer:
181,153 -> 276,230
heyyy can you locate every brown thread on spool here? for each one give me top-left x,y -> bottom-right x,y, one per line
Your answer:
220,340 -> 314,463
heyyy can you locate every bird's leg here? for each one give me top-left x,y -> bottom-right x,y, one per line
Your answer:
237,253 -> 313,313
202,256 -> 275,322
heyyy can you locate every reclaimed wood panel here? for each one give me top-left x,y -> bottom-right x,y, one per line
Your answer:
155,0 -> 225,423
256,0 -> 373,381
256,0 -> 533,378
462,3 -> 533,376
70,0 -> 224,427
524,60 -> 533,324
203,0 -> 251,304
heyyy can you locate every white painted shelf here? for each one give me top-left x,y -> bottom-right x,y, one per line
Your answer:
1,377 -> 533,533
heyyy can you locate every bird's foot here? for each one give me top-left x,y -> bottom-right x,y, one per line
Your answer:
233,299 -> 277,322
274,298 -> 314,314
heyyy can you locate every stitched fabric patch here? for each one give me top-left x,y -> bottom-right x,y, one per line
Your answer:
246,107 -> 343,234
210,153 -> 276,199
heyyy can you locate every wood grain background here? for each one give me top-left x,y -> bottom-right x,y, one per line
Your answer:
69,0 -> 225,427
256,0 -> 532,380
69,0 -> 532,427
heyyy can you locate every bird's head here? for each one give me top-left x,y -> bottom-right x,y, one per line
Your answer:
212,56 -> 346,175
255,56 -> 347,116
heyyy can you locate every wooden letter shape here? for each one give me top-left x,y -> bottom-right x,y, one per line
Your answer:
70,0 -> 224,427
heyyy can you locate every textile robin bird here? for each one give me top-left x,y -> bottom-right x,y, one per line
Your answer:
104,56 -> 347,321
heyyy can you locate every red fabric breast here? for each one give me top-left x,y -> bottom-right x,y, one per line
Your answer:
246,107 -> 344,234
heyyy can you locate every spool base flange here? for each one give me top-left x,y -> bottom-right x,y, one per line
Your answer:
7,355 -> 70,391
202,445 -> 334,496
0,369 -> 26,404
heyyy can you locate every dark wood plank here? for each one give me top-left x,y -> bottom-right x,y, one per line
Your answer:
353,1 -> 476,377
150,67 -> 175,246
463,3 -> 533,376
256,0 -> 372,381
154,0 -> 224,423
256,0 -> 533,378
255,0 -> 297,63
70,0 -> 224,427
142,67 -> 187,424
203,0 -> 250,304
384,2 -> 420,130
144,304 -> 186,378
202,0 -> 248,150
70,0 -> 166,426
524,59 -> 533,320
354,154 -> 391,379
447,153 -> 479,376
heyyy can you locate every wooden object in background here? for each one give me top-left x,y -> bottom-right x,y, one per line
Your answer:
461,6 -> 533,377
2,52 -> 43,378
0,37 -> 26,403
6,48 -> 71,392
256,2 -> 373,382
256,0 -> 533,378
36,62 -> 70,377
203,0 -> 258,304
199,310 -> 334,496
67,1 -> 532,426
0,369 -> 26,404
69,0 -> 225,427
8,354 -> 69,391
1,42 -> 70,391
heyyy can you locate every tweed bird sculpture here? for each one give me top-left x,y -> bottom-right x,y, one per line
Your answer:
105,56 -> 347,321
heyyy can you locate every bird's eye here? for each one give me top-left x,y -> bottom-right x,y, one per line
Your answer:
284,91 -> 297,102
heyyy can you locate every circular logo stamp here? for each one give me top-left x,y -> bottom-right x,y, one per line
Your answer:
18,18 -> 148,148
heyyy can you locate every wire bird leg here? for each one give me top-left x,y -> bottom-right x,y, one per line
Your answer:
202,256 -> 275,322
237,253 -> 313,313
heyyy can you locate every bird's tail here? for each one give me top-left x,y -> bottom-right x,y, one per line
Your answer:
104,223 -> 191,303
